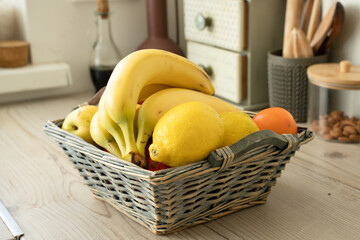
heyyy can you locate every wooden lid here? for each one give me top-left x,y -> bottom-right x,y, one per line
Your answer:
307,60 -> 360,90
0,41 -> 29,68
0,41 -> 28,48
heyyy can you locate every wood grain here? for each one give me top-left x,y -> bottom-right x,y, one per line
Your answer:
0,218 -> 13,240
1,91 -> 360,239
310,2 -> 337,53
307,0 -> 322,41
302,0 -> 314,35
290,28 -> 314,58
282,0 -> 304,58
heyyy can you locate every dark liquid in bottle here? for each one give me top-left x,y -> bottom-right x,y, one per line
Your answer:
90,66 -> 114,92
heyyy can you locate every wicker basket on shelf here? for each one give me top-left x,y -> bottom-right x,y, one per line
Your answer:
44,112 -> 313,235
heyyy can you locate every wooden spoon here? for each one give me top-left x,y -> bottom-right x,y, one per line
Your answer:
316,2 -> 345,55
306,0 -> 322,41
310,2 -> 339,53
302,0 -> 314,35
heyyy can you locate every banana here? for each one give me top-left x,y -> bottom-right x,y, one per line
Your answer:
134,103 -> 141,137
138,84 -> 171,103
103,49 -> 215,162
90,111 -> 122,158
97,95 -> 127,156
135,88 -> 241,156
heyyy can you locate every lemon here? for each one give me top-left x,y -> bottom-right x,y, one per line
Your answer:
220,111 -> 259,147
149,101 -> 224,167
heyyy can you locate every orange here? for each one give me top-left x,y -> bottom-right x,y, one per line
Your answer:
253,107 -> 297,134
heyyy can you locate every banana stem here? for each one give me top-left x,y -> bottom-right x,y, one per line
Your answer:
119,120 -> 138,156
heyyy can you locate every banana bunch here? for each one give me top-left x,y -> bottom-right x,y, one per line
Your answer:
90,49 -> 217,167
90,111 -> 122,158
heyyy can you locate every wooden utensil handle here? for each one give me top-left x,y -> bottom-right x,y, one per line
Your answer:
283,0 -> 305,57
307,0 -> 322,41
292,28 -> 314,58
302,0 -> 314,34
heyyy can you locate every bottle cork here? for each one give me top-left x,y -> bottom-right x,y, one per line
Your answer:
97,0 -> 109,18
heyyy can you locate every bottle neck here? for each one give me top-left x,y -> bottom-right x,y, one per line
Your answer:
90,11 -> 121,67
96,12 -> 113,41
146,0 -> 168,38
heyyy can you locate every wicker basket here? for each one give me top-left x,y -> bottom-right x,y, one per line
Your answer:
267,49 -> 328,122
44,113 -> 313,235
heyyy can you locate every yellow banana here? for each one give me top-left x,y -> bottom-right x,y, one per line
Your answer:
136,88 -> 241,156
134,103 -> 141,137
103,49 -> 215,162
97,96 -> 127,156
138,84 -> 171,103
90,111 -> 122,158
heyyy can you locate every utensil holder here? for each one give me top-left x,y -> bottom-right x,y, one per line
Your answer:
267,49 -> 328,122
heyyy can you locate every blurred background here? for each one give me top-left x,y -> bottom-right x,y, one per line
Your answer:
0,0 -> 359,105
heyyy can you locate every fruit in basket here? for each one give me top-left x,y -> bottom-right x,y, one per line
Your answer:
97,96 -> 127,155
253,107 -> 297,134
90,112 -> 122,158
147,158 -> 170,171
149,101 -> 224,167
220,111 -> 259,147
144,138 -> 170,171
138,84 -> 170,104
99,49 -> 215,165
62,105 -> 98,143
136,88 -> 240,156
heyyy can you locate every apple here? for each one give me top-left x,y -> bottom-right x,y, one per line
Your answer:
144,137 -> 170,171
147,157 -> 170,171
62,105 -> 98,144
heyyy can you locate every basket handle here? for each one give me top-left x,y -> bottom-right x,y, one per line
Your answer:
208,130 -> 301,172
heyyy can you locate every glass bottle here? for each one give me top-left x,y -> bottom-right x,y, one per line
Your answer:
89,0 -> 121,92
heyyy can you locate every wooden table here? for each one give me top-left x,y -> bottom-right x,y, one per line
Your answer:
1,91 -> 359,240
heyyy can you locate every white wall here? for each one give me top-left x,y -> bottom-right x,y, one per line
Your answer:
0,0 -> 359,105
0,0 -> 183,103
323,0 -> 360,64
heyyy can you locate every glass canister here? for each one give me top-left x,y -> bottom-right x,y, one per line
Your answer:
307,61 -> 360,143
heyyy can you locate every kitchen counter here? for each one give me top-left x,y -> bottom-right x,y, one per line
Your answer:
0,91 -> 359,240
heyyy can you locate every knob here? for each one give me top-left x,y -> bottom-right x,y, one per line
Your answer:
199,64 -> 213,77
340,60 -> 352,73
195,13 -> 212,31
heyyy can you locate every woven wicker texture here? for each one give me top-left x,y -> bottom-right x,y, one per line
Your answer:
267,50 -> 328,122
44,115 -> 313,235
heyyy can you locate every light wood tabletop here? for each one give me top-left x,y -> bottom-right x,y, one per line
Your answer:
0,91 -> 359,240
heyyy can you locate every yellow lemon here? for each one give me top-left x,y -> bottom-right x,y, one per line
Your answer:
220,111 -> 259,147
149,101 -> 224,167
